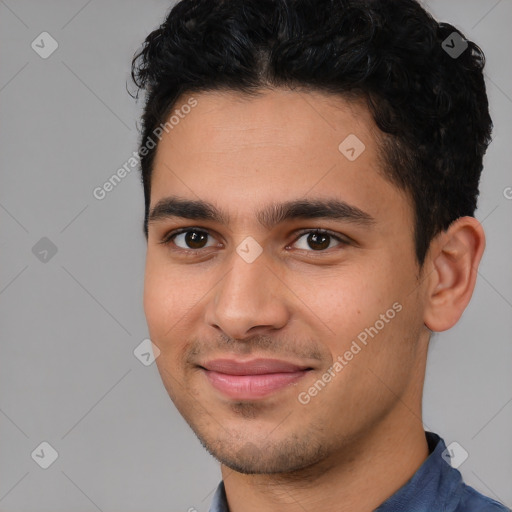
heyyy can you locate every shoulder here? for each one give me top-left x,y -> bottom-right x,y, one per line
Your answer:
455,483 -> 511,512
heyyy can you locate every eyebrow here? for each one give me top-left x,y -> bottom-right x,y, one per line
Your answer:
147,195 -> 376,231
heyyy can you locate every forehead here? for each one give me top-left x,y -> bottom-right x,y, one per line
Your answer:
149,88 -> 412,229
156,88 -> 375,159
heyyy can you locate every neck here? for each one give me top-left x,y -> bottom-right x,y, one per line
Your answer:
220,408 -> 430,512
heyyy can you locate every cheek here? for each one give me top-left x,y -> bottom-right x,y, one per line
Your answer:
312,258 -> 419,376
311,264 -> 395,341
144,258 -> 194,387
143,253 -> 191,341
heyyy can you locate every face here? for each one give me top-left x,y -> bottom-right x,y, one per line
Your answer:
144,88 -> 430,474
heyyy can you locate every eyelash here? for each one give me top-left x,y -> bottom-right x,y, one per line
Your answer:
159,227 -> 348,256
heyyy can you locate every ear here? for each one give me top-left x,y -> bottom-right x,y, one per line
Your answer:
423,216 -> 486,332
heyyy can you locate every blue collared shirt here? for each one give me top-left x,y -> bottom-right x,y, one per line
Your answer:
208,432 -> 510,511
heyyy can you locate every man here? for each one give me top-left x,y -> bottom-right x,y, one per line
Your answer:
130,0 -> 509,510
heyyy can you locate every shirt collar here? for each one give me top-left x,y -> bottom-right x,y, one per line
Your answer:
208,432 -> 464,512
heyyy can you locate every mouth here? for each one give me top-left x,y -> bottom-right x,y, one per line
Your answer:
199,358 -> 313,400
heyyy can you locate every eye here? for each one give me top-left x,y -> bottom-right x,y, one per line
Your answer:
290,229 -> 347,252
159,227 -> 348,255
160,228 -> 219,251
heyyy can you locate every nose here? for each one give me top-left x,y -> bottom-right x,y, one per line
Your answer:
204,246 -> 290,340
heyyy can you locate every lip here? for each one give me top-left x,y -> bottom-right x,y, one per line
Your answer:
200,358 -> 312,399
201,358 -> 311,375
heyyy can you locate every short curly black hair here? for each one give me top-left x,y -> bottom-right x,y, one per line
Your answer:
131,0 -> 492,267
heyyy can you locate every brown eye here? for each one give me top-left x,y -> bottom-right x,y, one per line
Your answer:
306,232 -> 330,250
166,229 -> 216,250
292,229 -> 346,252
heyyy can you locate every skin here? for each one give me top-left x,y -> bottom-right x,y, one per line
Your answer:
143,88 -> 485,512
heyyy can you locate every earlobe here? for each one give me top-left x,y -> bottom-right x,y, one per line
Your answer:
423,217 -> 486,332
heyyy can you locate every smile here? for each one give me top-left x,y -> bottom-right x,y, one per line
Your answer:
199,358 -> 313,399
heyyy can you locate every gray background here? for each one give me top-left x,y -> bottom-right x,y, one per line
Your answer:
0,0 -> 511,510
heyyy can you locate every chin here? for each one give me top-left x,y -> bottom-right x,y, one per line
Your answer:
197,434 -> 328,475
